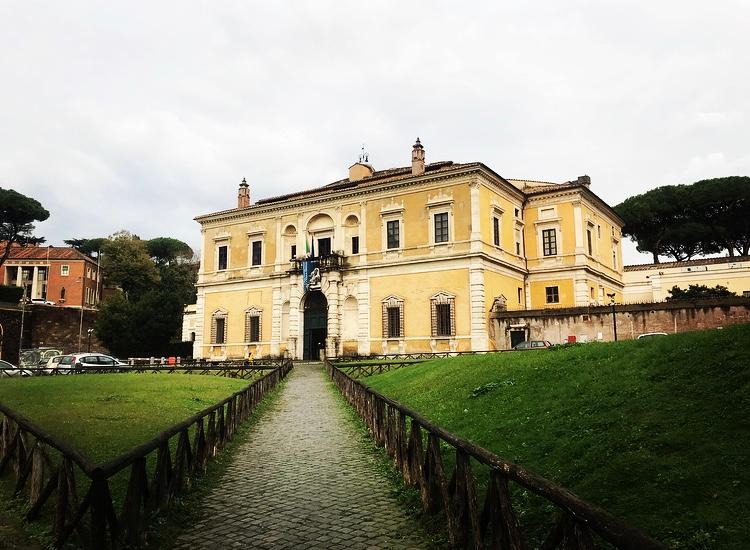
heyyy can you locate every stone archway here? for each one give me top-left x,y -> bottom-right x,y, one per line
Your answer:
303,291 -> 328,360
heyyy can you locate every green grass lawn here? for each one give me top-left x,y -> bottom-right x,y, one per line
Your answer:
0,374 -> 251,465
363,324 -> 750,549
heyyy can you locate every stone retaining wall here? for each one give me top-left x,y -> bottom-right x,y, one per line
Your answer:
490,297 -> 750,349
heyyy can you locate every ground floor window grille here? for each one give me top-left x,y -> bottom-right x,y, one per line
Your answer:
431,292 -> 455,337
212,312 -> 227,344
382,296 -> 404,339
245,308 -> 262,342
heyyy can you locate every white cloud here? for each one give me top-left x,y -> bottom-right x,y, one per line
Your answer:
0,1 -> 748,261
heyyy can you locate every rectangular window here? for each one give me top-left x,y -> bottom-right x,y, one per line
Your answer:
493,217 -> 500,246
386,220 -> 400,249
251,241 -> 262,266
542,229 -> 557,256
436,303 -> 452,336
514,208 -> 520,218
546,286 -> 560,304
215,317 -> 226,344
517,287 -> 523,304
613,250 -> 618,269
597,225 -> 601,238
318,237 -> 331,257
217,246 -> 228,270
387,307 -> 401,338
434,212 -> 449,243
61,265 -> 70,276
351,236 -> 359,255
587,229 -> 593,255
247,316 -> 260,342
291,244 -> 297,259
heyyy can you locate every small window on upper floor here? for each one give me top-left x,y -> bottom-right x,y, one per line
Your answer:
514,208 -> 520,218
291,244 -> 297,259
217,246 -> 228,271
542,229 -> 557,256
587,229 -> 593,255
251,241 -> 262,266
61,265 -> 70,277
351,236 -> 359,255
434,212 -> 449,243
493,217 -> 500,247
386,220 -> 400,249
546,286 -> 560,304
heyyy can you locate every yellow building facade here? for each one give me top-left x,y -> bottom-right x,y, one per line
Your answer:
193,140 -> 624,359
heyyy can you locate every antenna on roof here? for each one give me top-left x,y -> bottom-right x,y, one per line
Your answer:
359,144 -> 369,164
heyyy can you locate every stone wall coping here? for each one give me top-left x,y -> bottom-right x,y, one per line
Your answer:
491,296 -> 750,319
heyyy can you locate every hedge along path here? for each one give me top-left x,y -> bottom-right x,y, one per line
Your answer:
174,362 -> 426,550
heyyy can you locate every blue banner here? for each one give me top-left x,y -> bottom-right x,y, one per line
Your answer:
302,258 -> 311,291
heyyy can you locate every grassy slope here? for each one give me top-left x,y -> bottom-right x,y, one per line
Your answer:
0,374 -> 249,464
364,325 -> 750,549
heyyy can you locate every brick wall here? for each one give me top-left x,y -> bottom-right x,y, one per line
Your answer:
0,304 -> 23,364
490,297 -> 750,349
0,304 -> 107,364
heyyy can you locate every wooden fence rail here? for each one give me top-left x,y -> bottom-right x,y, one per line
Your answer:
0,360 -> 292,548
326,360 -> 667,550
0,363 -> 279,379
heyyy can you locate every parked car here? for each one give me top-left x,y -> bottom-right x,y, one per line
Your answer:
67,353 -> 126,370
513,340 -> 552,350
0,359 -> 29,377
30,298 -> 56,306
19,347 -> 64,368
637,332 -> 668,339
42,355 -> 71,374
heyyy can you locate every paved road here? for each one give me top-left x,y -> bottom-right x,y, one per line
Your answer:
173,363 -> 426,549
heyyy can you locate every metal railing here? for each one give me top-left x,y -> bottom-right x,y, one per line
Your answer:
0,360 -> 292,548
326,360 -> 666,549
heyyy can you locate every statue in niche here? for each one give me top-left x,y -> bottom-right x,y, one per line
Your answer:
491,294 -> 507,313
309,267 -> 321,288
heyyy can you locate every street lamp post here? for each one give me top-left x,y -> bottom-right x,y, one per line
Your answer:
606,292 -> 618,341
87,328 -> 94,352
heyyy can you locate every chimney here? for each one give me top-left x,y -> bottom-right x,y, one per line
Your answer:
237,177 -> 250,208
412,137 -> 425,175
577,175 -> 591,187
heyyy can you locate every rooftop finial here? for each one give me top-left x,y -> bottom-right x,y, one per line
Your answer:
359,144 -> 369,164
240,177 -> 248,187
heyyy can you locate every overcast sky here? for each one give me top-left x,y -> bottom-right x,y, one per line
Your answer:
2,1 -> 748,265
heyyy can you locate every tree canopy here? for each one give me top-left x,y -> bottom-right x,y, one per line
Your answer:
146,237 -> 193,266
0,188 -> 50,268
64,237 -> 107,257
666,284 -> 736,301
615,177 -> 750,262
95,231 -> 197,358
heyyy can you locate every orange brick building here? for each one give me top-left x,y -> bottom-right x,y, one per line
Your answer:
2,245 -> 102,308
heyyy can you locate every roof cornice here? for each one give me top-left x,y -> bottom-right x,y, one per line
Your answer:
195,163 -> 514,226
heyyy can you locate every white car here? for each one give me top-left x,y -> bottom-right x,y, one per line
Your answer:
30,298 -> 56,306
43,355 -> 70,374
0,359 -> 30,377
63,353 -> 126,370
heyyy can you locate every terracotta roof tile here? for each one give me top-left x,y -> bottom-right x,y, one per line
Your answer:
624,255 -> 750,271
6,246 -> 93,262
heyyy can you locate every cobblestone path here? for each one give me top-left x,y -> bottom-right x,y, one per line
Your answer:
173,363 -> 426,549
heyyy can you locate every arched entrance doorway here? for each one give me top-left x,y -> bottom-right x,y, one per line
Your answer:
303,291 -> 327,360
